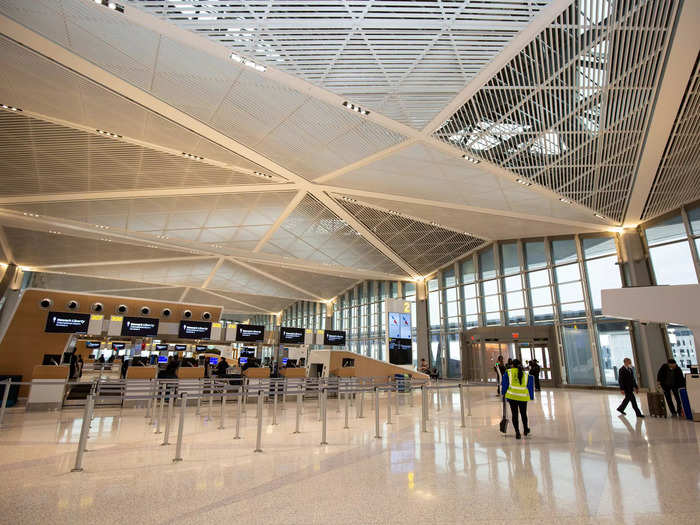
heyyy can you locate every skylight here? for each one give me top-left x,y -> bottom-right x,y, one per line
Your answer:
530,132 -> 567,156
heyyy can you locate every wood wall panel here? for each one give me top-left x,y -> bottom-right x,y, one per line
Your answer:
0,288 -> 222,395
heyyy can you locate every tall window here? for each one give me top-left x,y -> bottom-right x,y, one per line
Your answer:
644,214 -> 697,285
525,241 -> 553,323
583,236 -> 621,315
552,239 -> 585,320
479,246 -> 501,325
460,258 -> 479,328
501,242 -> 525,324
666,325 -> 697,372
427,278 -> 441,329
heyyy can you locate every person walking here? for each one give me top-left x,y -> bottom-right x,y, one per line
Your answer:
529,359 -> 541,392
617,358 -> 644,417
501,359 -> 534,439
495,355 -> 506,394
657,359 -> 686,416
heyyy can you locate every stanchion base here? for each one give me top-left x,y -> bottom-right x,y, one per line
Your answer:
154,431 -> 162,434
343,426 -> 349,429
160,442 -> 170,446
374,435 -> 381,439
70,468 -> 84,472
320,441 -> 328,445
292,431 -> 301,434
233,436 -> 241,440
172,458 -> 183,463
254,449 -> 263,453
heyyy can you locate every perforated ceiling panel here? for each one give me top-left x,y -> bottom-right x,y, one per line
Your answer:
642,54 -> 700,221
3,227 -> 194,267
252,262 -> 359,300
0,110 -> 274,197
29,272 -> 173,293
433,0 -> 678,223
129,0 -> 552,129
262,194 -> 406,275
185,287 -> 294,314
207,260 -> 314,300
50,258 -> 219,288
337,198 -> 486,275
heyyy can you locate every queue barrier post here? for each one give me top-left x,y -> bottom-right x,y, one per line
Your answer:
272,384 -> 278,426
374,388 -> 381,439
83,394 -> 95,451
219,390 -> 225,430
71,394 -> 93,472
421,386 -> 428,433
155,383 -> 165,434
357,388 -> 365,419
208,379 -> 214,420
282,378 -> 287,410
234,385 -> 243,440
162,387 -> 174,446
395,383 -> 400,415
173,393 -> 187,462
196,380 -> 201,416
0,378 -> 11,428
459,384 -> 466,428
254,391 -> 263,453
320,388 -> 328,445
343,389 -> 349,429
467,383 -> 472,416
293,387 -> 302,434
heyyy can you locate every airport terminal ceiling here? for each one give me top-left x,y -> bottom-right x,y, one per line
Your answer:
0,0 -> 699,314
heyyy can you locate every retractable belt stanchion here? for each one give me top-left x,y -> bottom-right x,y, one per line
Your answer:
421,386 -> 428,433
272,382 -> 279,426
254,390 -> 263,453
282,378 -> 287,410
386,388 -> 392,425
395,383 -> 400,415
196,380 -> 202,416
162,387 -> 174,446
357,386 -> 364,419
343,389 -> 349,429
234,385 -> 243,440
145,380 -> 154,419
173,393 -> 187,463
208,379 -> 214,420
459,384 -> 466,428
467,383 -> 472,416
374,387 -> 381,439
155,382 -> 165,434
293,386 -> 302,434
320,387 -> 328,445
84,393 -> 95,451
219,387 -> 225,430
242,378 -> 248,414
71,393 -> 93,472
0,378 -> 11,428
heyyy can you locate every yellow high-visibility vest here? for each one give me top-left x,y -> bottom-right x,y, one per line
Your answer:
505,368 -> 530,402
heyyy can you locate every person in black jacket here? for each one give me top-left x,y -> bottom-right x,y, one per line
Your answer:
617,358 -> 644,417
529,359 -> 541,392
657,359 -> 686,416
215,357 -> 229,377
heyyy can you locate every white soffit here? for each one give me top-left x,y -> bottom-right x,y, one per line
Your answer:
432,0 -> 679,223
129,0 -> 553,129
186,287 -> 293,314
207,260 -> 315,301
30,272 -> 176,294
642,54 -> 700,221
251,262 -> 359,300
330,142 -> 603,225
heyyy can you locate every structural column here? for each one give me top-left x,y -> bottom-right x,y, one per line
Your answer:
415,280 -> 430,366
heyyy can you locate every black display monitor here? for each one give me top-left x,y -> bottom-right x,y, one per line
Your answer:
112,342 -> 126,351
178,321 -> 212,339
195,345 -> 208,352
279,326 -> 305,344
121,317 -> 159,337
85,341 -> 101,349
388,338 -> 412,365
45,312 -> 91,333
236,324 -> 264,342
323,330 -> 346,346
174,344 -> 187,351
155,344 -> 169,351
240,348 -> 256,358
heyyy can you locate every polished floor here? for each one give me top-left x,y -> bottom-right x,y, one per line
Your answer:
0,385 -> 697,524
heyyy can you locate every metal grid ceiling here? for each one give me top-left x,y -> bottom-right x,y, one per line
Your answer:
433,0 -> 678,222
337,198 -> 486,275
3,227 -> 195,267
207,260 -> 315,300
186,287 -> 295,313
50,258 -> 219,288
0,35 -> 269,172
263,194 -> 405,275
129,0 -> 552,129
642,54 -> 700,220
0,110 -> 273,197
252,262 -> 359,300
29,272 -> 175,293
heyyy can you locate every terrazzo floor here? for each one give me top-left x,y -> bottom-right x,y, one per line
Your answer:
0,385 -> 698,524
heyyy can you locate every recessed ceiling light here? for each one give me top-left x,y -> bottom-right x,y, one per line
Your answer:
96,129 -> 122,138
594,213 -> 607,220
515,178 -> 532,186
0,104 -> 22,112
229,53 -> 266,72
23,212 -> 39,218
341,101 -> 370,116
94,0 -> 124,13
559,198 -> 571,204
253,171 -> 274,179
182,152 -> 204,160
461,154 -> 480,164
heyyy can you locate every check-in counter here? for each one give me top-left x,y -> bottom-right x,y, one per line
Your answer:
685,373 -> 700,421
124,366 -> 158,407
332,367 -> 356,378
243,367 -> 270,378
177,367 -> 204,379
27,365 -> 69,410
280,368 -> 306,378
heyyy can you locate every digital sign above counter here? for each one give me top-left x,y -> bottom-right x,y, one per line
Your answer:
178,321 -> 212,339
323,330 -> 346,346
45,312 -> 91,333
121,317 -> 159,337
155,344 -> 169,351
112,342 -> 126,350
174,344 -> 187,351
85,341 -> 101,349
236,324 -> 264,342
279,326 -> 304,344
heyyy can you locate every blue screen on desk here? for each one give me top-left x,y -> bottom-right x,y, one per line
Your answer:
209,357 -> 218,365
158,356 -> 167,363
239,357 -> 247,365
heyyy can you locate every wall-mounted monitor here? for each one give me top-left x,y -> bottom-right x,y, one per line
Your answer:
236,324 -> 264,342
195,345 -> 208,352
121,317 -> 159,337
279,326 -> 305,344
45,312 -> 91,333
238,357 -> 248,365
282,357 -> 288,365
158,355 -> 168,364
399,313 -> 412,339
112,342 -> 126,351
174,344 -> 187,351
388,312 -> 401,339
388,338 -> 412,365
178,321 -> 211,339
323,330 -> 346,346
85,341 -> 101,349
240,348 -> 256,358
155,344 -> 169,351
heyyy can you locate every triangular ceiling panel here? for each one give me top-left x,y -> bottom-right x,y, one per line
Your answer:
185,287 -> 294,314
207,260 -> 314,301
253,262 -> 359,300
129,0 -> 553,129
433,0 -> 678,222
336,197 -> 486,275
30,272 -> 178,294
261,194 -> 407,275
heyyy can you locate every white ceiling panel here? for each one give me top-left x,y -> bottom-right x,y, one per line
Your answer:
30,272 -> 174,294
186,287 -> 294,314
208,260 -> 313,300
253,262 -> 359,301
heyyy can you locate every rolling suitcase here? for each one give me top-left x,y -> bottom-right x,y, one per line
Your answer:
679,388 -> 693,420
647,391 -> 667,418
499,397 -> 508,433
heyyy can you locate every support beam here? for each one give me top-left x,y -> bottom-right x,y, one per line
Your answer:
197,288 -> 271,313
254,190 -> 306,252
201,258 -> 225,288
0,226 -> 14,263
227,257 -> 324,301
36,256 -> 215,270
624,0 -> 700,224
88,286 -> 180,294
312,191 -> 418,277
178,287 -> 190,302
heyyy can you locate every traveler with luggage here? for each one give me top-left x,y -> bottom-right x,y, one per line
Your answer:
501,359 -> 535,439
617,358 -> 644,417
656,359 -> 686,417
529,359 -> 541,392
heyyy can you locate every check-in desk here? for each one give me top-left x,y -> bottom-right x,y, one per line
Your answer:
685,373 -> 700,421
332,367 -> 356,378
27,365 -> 69,411
177,367 -> 204,379
280,368 -> 306,379
243,367 -> 270,379
125,366 -> 158,407
176,367 -> 204,402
